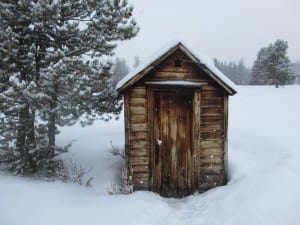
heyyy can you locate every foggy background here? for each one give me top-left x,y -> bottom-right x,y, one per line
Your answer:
116,0 -> 300,67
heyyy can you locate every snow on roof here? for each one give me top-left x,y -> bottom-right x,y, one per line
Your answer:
145,80 -> 205,87
116,39 -> 180,90
116,40 -> 238,94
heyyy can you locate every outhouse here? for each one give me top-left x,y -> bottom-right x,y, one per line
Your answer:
117,40 -> 237,197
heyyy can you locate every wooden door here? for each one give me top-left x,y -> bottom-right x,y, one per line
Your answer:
151,89 -> 193,197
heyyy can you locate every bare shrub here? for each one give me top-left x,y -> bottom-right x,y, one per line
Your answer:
109,141 -> 125,159
55,158 -> 93,187
108,167 -> 133,195
108,141 -> 132,194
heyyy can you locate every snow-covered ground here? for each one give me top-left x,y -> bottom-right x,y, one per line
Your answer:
1,86 -> 300,225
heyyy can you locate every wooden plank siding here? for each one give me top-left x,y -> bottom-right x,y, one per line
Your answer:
198,86 -> 226,191
148,90 -> 194,197
125,86 -> 150,190
223,95 -> 229,180
122,48 -> 231,196
144,50 -> 211,84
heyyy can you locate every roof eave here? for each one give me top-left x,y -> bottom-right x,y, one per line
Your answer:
200,65 -> 237,95
178,44 -> 237,95
117,41 -> 237,95
117,42 -> 182,93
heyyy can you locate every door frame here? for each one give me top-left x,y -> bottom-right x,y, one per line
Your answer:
147,86 -> 202,196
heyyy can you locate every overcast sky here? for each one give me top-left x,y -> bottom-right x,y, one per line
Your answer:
116,0 -> 300,67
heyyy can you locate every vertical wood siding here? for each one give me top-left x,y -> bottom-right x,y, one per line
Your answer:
124,49 -> 228,196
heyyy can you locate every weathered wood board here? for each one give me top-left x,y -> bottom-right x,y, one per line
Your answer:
121,45 -> 233,197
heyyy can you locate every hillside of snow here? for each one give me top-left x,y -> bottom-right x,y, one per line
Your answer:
1,86 -> 300,225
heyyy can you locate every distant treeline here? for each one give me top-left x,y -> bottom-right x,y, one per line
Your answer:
112,40 -> 299,86
292,62 -> 300,84
213,59 -> 251,85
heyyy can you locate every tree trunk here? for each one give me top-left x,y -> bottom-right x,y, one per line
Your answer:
27,109 -> 36,148
47,102 -> 56,176
28,108 -> 37,172
16,105 -> 37,173
47,81 -> 58,174
16,105 -> 29,163
48,110 -> 56,159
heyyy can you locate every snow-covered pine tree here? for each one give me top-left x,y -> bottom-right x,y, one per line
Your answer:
249,47 -> 270,85
236,59 -> 251,85
213,58 -> 251,85
0,1 -> 41,174
0,0 -> 139,175
111,57 -> 130,87
35,0 -> 138,168
292,61 -> 300,84
250,39 -> 295,87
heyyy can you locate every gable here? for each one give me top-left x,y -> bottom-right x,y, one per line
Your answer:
142,49 -> 216,83
117,40 -> 237,95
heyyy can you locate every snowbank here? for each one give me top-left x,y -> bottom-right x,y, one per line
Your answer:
1,85 -> 300,225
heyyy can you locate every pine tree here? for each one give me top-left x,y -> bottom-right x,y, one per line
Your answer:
111,57 -> 130,87
236,59 -> 250,85
0,0 -> 139,175
213,58 -> 251,85
292,62 -> 300,84
0,1 -> 40,173
250,39 -> 295,87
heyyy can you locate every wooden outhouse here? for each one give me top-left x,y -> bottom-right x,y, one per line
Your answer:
117,41 -> 237,197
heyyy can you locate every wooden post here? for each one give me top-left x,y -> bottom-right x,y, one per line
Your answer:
223,95 -> 229,182
147,89 -> 155,189
124,93 -> 131,178
192,90 -> 201,189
